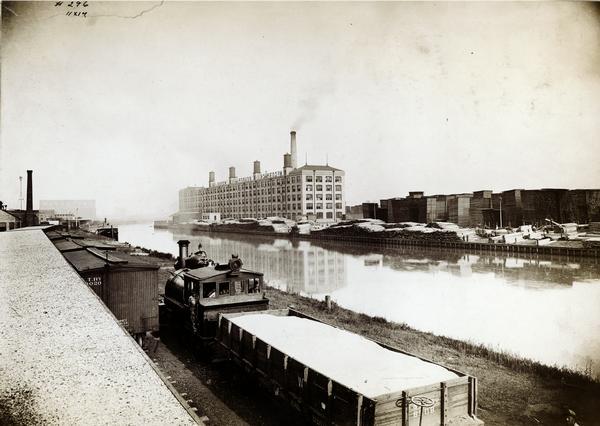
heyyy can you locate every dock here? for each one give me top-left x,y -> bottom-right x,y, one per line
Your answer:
0,228 -> 201,424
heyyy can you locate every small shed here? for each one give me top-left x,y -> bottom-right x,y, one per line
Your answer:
62,247 -> 159,336
0,210 -> 20,231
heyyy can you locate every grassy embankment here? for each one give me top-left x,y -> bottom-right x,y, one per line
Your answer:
265,287 -> 600,426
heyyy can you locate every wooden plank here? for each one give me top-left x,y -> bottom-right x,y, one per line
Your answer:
254,338 -> 269,373
356,394 -> 363,426
468,376 -> 474,416
441,382 -> 448,425
269,347 -> 286,386
306,369 -> 329,416
330,382 -> 360,425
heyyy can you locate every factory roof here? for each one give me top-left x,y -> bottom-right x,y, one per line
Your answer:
0,229 -> 199,425
292,164 -> 343,172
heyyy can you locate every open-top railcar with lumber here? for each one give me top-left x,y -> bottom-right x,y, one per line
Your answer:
217,309 -> 483,426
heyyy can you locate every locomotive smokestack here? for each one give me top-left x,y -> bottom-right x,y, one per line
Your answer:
177,240 -> 190,260
290,131 -> 297,169
175,240 -> 190,269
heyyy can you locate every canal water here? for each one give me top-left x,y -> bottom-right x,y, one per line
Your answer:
120,223 -> 600,378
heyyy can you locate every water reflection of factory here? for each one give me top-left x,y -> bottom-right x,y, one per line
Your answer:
173,233 -> 347,294
386,251 -> 597,287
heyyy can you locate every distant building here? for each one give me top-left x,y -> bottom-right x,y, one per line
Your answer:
39,200 -> 96,220
0,209 -> 20,231
38,209 -> 56,222
345,204 -> 364,220
361,203 -> 378,219
177,132 -> 346,223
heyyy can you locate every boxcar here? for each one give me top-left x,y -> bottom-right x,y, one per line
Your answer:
60,247 -> 160,338
217,309 -> 483,426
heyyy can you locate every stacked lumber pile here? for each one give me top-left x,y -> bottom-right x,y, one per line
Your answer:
588,222 -> 600,234
210,220 -> 277,233
427,222 -> 460,231
503,233 -> 524,244
313,220 -> 462,242
583,238 -> 600,249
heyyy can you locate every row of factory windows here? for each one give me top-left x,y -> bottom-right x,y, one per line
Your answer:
218,211 -> 344,220
191,192 -> 344,205
185,184 -> 343,203
189,182 -> 344,200
306,203 -> 343,210
206,174 -> 343,192
181,189 -> 344,208
306,185 -> 342,192
200,201 -> 343,211
305,175 -> 342,183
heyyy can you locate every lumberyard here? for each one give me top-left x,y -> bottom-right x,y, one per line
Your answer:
3,2 -> 600,424
165,216 -> 600,258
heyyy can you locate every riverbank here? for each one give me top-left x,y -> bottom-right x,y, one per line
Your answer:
167,223 -> 600,258
68,229 -> 600,424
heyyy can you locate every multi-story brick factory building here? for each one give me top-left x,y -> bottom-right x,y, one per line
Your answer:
176,132 -> 346,223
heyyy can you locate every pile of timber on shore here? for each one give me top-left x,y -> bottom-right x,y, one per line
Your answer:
313,219 -> 463,242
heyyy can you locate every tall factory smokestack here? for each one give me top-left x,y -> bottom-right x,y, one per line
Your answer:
253,160 -> 261,180
25,170 -> 34,226
228,166 -> 236,184
209,171 -> 215,187
290,131 -> 297,169
26,170 -> 33,212
283,153 -> 292,169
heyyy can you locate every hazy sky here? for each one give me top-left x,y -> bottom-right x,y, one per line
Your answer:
1,1 -> 599,219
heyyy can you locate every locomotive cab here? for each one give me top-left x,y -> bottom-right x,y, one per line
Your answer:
163,254 -> 269,345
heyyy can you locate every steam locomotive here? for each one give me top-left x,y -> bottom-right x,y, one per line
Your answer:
163,240 -> 269,348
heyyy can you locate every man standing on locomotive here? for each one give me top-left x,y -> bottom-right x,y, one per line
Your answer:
188,293 -> 198,334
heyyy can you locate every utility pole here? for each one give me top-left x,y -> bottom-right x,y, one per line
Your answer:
19,176 -> 23,210
499,195 -> 503,229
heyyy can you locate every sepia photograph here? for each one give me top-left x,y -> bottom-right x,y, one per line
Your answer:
1,1 -> 599,425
